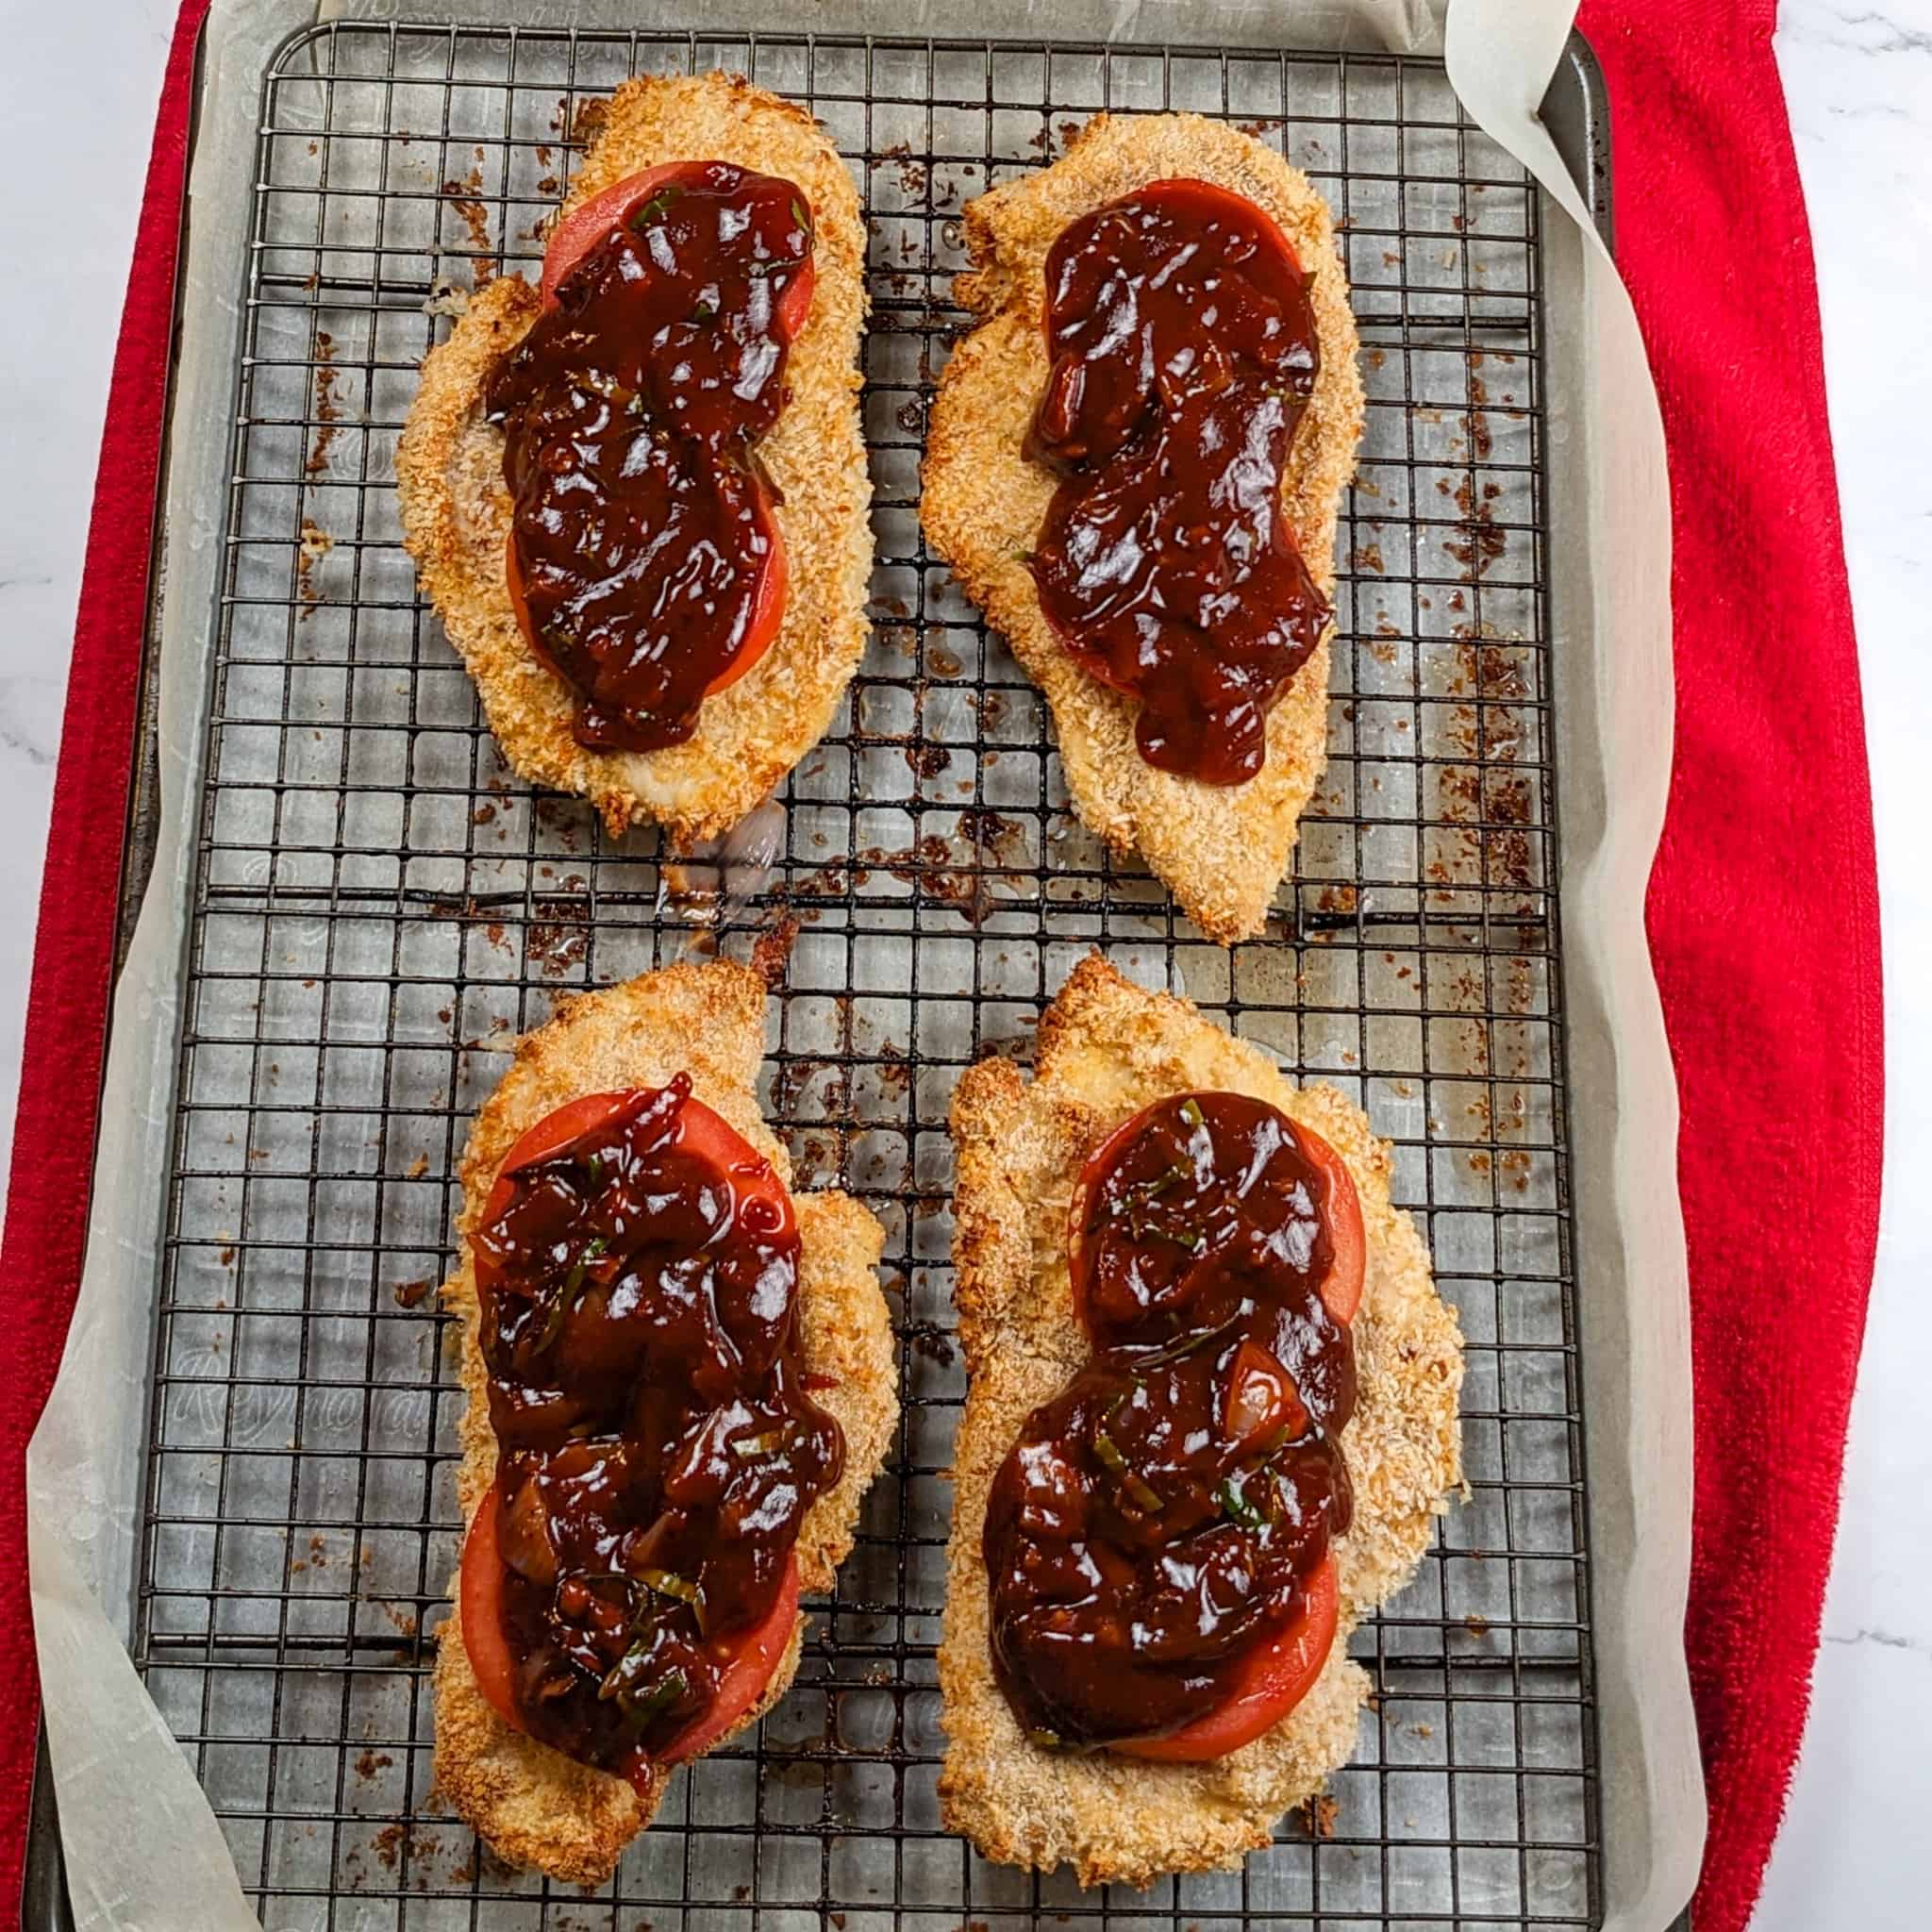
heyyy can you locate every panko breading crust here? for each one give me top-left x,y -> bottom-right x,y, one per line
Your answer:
941,956 -> 1461,1887
433,962 -> 897,1885
920,114 -> 1364,945
397,75 -> 871,843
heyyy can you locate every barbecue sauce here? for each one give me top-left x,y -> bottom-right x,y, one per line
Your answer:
471,1078 -> 841,1777
1025,179 -> 1327,786
485,162 -> 813,753
983,1091 -> 1356,1750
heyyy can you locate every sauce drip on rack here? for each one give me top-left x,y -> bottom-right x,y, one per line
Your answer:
982,1091 -> 1356,1750
486,161 -> 813,752
471,1077 -> 841,1777
1025,178 -> 1327,786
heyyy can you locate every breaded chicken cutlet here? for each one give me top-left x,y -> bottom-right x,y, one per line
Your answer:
397,75 -> 871,843
940,956 -> 1461,1887
921,115 -> 1364,944
434,963 -> 897,1884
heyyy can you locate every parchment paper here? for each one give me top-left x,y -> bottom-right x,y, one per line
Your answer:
24,2 -> 1693,1925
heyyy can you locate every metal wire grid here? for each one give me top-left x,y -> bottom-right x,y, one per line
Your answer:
131,20 -> 1593,1931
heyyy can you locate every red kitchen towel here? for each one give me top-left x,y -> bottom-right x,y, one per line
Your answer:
0,0 -> 215,1917
0,3 -> 1882,1929
1575,2 -> 1885,1928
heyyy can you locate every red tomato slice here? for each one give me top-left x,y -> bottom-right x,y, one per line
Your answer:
502,534 -> 565,684
1115,1554 -> 1339,1762
1290,1119 -> 1364,1326
1037,177 -> 1304,375
458,1480 -> 525,1732
1136,175 -> 1304,276
1068,1097 -> 1364,1330
710,481 -> 789,695
539,160 -> 818,339
1064,1100 -> 1173,1331
472,1085 -> 794,1297
541,162 -> 687,304
1224,1337 -> 1312,1448
513,163 -> 808,712
504,496 -> 787,706
460,1088 -> 802,1786
457,1479 -> 801,1781
654,1555 -> 801,1767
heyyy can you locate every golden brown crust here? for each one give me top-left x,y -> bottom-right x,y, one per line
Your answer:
433,962 -> 896,1884
920,114 -> 1364,944
941,955 -> 1461,1886
396,75 -> 871,843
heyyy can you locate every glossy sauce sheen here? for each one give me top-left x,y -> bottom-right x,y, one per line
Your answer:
1026,180 -> 1326,786
473,1078 -> 841,1774
983,1092 -> 1355,1748
485,163 -> 812,752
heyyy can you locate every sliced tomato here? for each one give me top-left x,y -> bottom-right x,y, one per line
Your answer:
710,480 -> 789,695
541,162 -> 688,303
457,1479 -> 800,1778
502,534 -> 565,685
503,531 -> 533,655
1065,1100 -> 1171,1330
500,441 -> 791,703
539,160 -> 818,340
1038,177 -> 1304,365
1136,175 -> 1304,276
655,1555 -> 801,1766
1290,1119 -> 1364,1325
458,1480 -> 525,1732
515,164 -> 808,711
1115,1554 -> 1338,1762
1224,1337 -> 1311,1449
473,1090 -> 631,1298
472,1085 -> 794,1296
1068,1097 -> 1364,1330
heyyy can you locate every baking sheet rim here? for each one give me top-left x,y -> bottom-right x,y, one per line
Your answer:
29,3 -> 1700,1926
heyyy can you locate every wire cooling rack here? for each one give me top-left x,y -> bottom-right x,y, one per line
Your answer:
129,20 -> 1597,1930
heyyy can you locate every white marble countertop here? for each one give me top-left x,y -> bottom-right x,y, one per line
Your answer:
0,3 -> 1925,1925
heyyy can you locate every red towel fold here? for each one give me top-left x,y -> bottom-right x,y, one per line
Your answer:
0,3 -> 1880,1927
